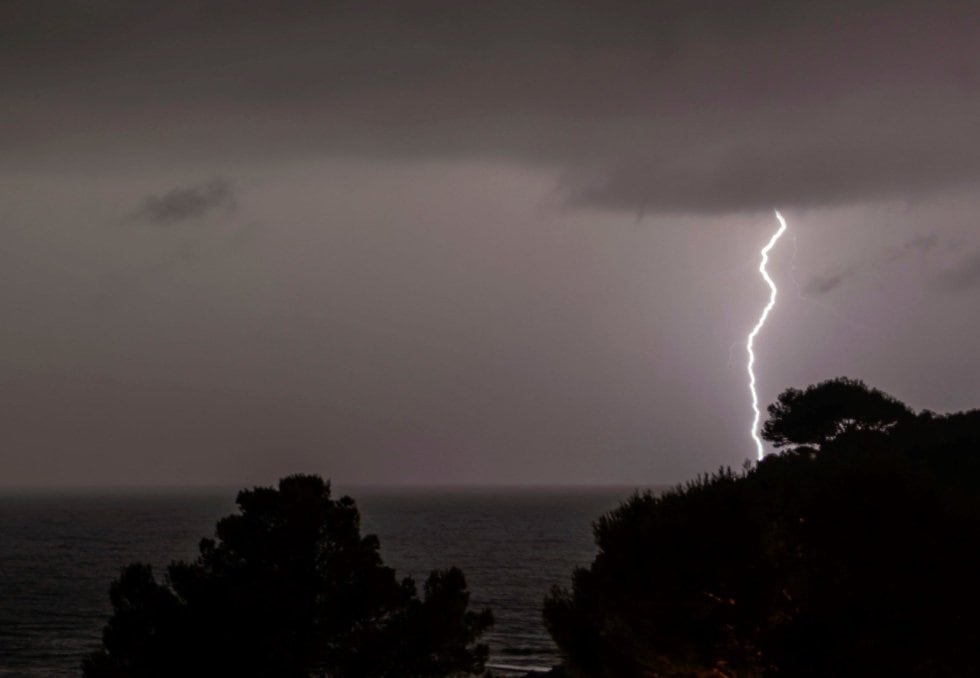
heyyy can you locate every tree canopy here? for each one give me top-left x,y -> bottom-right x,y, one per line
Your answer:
83,475 -> 492,678
545,380 -> 980,677
761,377 -> 914,448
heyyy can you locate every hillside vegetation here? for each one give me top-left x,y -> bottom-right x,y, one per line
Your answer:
545,378 -> 980,677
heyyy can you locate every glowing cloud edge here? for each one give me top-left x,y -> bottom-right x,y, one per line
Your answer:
747,210 -> 787,460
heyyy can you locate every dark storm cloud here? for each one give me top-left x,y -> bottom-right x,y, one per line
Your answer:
935,250 -> 980,292
136,180 -> 235,225
3,0 -> 978,213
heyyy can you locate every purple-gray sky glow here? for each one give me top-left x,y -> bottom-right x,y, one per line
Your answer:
2,1 -> 978,487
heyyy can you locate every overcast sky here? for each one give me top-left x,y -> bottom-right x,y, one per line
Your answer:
2,1 -> 978,487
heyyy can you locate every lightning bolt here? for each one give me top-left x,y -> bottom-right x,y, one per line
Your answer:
747,210 -> 787,460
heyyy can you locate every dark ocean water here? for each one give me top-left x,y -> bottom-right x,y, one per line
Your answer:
0,486 -> 640,677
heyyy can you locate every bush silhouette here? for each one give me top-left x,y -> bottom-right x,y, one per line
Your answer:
544,380 -> 980,677
84,475 -> 492,677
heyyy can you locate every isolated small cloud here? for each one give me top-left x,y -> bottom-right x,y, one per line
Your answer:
804,270 -> 851,297
902,233 -> 940,253
804,273 -> 845,296
137,179 -> 235,225
934,249 -> 980,292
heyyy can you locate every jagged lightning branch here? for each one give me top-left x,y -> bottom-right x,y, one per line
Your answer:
747,210 -> 787,460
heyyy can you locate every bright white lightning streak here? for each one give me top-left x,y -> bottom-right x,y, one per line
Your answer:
747,210 -> 787,461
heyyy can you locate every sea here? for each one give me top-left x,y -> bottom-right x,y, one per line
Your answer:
0,486 -> 646,676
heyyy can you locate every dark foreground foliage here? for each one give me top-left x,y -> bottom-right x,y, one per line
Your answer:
545,378 -> 980,677
84,475 -> 492,678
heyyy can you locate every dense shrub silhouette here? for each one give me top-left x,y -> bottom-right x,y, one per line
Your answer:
84,475 -> 492,677
544,379 -> 980,677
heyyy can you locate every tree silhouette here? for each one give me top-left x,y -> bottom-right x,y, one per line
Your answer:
545,380 -> 980,677
761,377 -> 913,449
83,475 -> 492,678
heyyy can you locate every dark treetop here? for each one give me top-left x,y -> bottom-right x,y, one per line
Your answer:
84,475 -> 492,678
